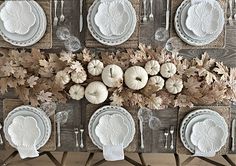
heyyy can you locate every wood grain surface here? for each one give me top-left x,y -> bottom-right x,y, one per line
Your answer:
0,0 -> 236,155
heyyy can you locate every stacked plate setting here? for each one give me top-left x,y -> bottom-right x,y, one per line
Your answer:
4,106 -> 51,150
0,0 -> 47,47
88,106 -> 135,149
175,0 -> 224,46
87,0 -> 137,46
180,109 -> 228,155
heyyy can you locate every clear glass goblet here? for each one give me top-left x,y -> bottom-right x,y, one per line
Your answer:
138,107 -> 153,123
155,27 -> 169,42
64,36 -> 82,52
56,27 -> 71,40
165,37 -> 183,53
40,101 -> 57,117
149,116 -> 161,130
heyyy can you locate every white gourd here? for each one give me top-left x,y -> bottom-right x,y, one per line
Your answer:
69,84 -> 85,100
165,77 -> 183,94
145,60 -> 160,75
85,81 -> 108,104
71,70 -> 87,83
160,62 -> 177,78
149,76 -> 165,91
124,66 -> 148,90
87,60 -> 104,76
102,64 -> 123,88
55,71 -> 70,85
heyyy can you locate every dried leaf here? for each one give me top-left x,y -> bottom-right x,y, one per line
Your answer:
60,51 -> 75,63
0,78 -> 8,94
27,76 -> 39,88
110,93 -> 124,106
37,90 -> 52,102
213,62 -> 229,81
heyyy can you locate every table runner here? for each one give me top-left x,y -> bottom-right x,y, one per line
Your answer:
170,0 -> 227,49
0,0 -> 52,49
176,106 -> 231,155
2,99 -> 56,151
85,0 -> 140,48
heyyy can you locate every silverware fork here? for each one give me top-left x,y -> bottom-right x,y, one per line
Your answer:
149,0 -> 154,21
229,0 -> 234,26
53,0 -> 58,26
234,0 -> 236,20
142,0 -> 147,22
74,128 -> 79,147
60,0 -> 65,22
80,128 -> 84,148
170,126 -> 174,150
0,123 -> 3,145
164,129 -> 169,149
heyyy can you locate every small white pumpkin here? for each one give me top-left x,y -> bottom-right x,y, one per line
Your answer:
145,60 -> 160,75
87,59 -> 104,76
71,70 -> 87,83
124,66 -> 148,90
102,64 -> 123,88
85,81 -> 108,104
149,76 -> 165,91
69,84 -> 85,100
165,77 -> 183,94
160,62 -> 177,78
55,70 -> 70,85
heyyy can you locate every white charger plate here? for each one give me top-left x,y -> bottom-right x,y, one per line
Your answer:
3,106 -> 51,150
174,0 -> 224,46
0,1 -> 47,46
87,0 -> 136,46
180,109 -> 228,153
88,106 -> 135,149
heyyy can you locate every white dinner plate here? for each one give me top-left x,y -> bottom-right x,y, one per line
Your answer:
0,1 -> 47,46
180,109 -> 228,153
174,0 -> 224,46
4,106 -> 51,150
88,106 -> 135,149
87,0 -> 136,46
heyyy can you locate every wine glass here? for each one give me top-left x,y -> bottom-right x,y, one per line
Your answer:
165,37 -> 183,53
148,116 -> 162,130
56,27 -> 71,40
138,107 -> 153,123
155,27 -> 169,42
64,36 -> 82,52
40,101 -> 57,117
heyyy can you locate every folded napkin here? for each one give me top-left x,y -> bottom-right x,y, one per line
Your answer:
192,147 -> 216,157
17,145 -> 39,159
103,144 -> 124,161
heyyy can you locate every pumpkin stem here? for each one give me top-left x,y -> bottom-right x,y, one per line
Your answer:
110,68 -> 113,78
136,77 -> 142,81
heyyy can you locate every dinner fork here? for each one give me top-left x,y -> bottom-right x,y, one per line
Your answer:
74,128 -> 79,147
60,0 -> 65,22
0,123 -> 3,145
164,130 -> 169,149
142,0 -> 147,22
80,128 -> 84,148
170,126 -> 174,150
53,0 -> 58,26
228,0 -> 234,26
149,0 -> 154,21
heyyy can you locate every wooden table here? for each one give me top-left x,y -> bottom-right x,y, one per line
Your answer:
0,0 -> 236,165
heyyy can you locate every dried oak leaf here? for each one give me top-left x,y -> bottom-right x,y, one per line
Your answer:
194,52 -> 215,69
213,62 -> 229,81
27,76 -> 39,88
37,90 -> 52,102
198,68 -> 217,85
110,93 -> 124,106
60,51 -> 75,63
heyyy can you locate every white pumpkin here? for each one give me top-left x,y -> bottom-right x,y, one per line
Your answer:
71,70 -> 87,83
149,76 -> 165,91
102,64 -> 123,88
87,59 -> 104,76
165,77 -> 183,94
69,84 -> 85,100
55,71 -> 70,85
160,62 -> 177,78
145,60 -> 160,75
85,81 -> 108,104
124,66 -> 148,90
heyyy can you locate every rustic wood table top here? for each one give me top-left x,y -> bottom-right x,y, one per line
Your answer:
0,0 -> 236,154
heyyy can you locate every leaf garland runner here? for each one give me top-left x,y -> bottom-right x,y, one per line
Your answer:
0,44 -> 236,109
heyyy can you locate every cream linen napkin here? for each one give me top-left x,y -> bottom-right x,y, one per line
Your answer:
103,144 -> 124,161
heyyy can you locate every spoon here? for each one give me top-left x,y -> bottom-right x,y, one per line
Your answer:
56,111 -> 69,147
0,123 -> 3,144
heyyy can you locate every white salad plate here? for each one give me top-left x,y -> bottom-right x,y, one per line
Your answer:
87,0 -> 136,46
180,109 -> 228,153
0,0 -> 47,47
190,119 -> 225,153
95,114 -> 129,146
4,106 -> 51,150
175,0 -> 224,46
88,106 -> 135,149
94,1 -> 130,36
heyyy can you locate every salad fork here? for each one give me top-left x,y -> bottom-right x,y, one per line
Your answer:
149,0 -> 154,21
53,0 -> 58,26
142,0 -> 147,22
74,128 -> 79,147
59,0 -> 65,22
0,123 -> 3,145
170,126 -> 174,150
228,0 -> 234,25
164,130 -> 169,149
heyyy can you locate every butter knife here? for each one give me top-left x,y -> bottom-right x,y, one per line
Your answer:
232,119 -> 235,151
80,0 -> 83,32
